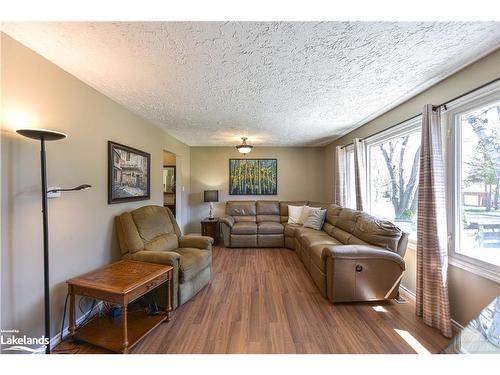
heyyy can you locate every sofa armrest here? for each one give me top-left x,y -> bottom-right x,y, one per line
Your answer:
220,215 -> 235,228
124,250 -> 181,267
179,235 -> 213,250
321,244 -> 406,270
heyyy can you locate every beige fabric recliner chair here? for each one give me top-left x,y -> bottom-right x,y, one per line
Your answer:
115,205 -> 212,309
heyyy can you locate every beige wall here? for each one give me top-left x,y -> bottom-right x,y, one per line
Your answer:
188,147 -> 327,233
163,151 -> 176,166
325,48 -> 500,325
0,34 -> 190,341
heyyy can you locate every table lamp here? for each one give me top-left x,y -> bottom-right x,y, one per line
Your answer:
204,190 -> 219,220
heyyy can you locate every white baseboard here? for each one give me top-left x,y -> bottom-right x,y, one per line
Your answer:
399,285 -> 416,300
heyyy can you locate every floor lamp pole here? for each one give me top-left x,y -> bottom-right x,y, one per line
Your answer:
40,138 -> 51,354
16,128 -> 68,355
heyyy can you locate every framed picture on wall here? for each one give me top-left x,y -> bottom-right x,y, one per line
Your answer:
229,158 -> 277,195
108,141 -> 151,204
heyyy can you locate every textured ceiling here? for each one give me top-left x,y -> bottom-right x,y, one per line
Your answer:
2,22 -> 500,146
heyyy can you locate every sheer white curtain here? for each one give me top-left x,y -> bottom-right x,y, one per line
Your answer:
334,146 -> 346,206
416,104 -> 452,338
353,138 -> 366,211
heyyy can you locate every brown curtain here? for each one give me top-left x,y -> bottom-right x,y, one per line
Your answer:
334,146 -> 346,206
353,138 -> 366,211
416,104 -> 452,338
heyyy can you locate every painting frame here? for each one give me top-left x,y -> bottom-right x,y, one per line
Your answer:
108,141 -> 151,204
229,158 -> 278,195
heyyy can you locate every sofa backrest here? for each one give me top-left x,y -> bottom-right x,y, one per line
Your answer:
226,200 -> 257,222
352,213 -> 404,254
279,201 -> 307,223
308,201 -> 330,208
324,204 -> 405,255
256,200 -> 281,222
115,205 -> 181,254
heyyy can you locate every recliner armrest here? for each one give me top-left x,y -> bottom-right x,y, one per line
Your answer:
220,215 -> 235,228
179,235 -> 213,250
321,244 -> 406,270
123,250 -> 181,267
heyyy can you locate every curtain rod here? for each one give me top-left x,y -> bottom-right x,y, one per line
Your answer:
340,76 -> 500,149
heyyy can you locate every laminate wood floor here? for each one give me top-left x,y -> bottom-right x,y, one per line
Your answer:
55,246 -> 450,354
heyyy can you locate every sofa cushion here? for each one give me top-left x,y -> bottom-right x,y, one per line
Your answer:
299,206 -> 324,225
234,215 -> 257,222
232,222 -> 258,235
294,226 -> 322,241
226,201 -> 256,216
329,226 -> 369,246
301,231 -> 341,249
288,205 -> 306,224
325,204 -> 343,226
336,207 -> 363,233
176,247 -> 211,282
279,201 -> 308,222
256,200 -> 280,215
331,226 -> 352,244
284,223 -> 301,237
352,213 -> 402,252
323,222 -> 335,237
346,235 -> 370,246
303,209 -> 327,230
144,234 -> 179,252
258,221 -> 284,234
257,214 -> 281,223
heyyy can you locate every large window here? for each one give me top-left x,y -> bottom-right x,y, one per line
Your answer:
338,82 -> 500,281
448,87 -> 500,279
365,119 -> 421,242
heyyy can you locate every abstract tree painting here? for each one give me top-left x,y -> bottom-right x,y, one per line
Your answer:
229,159 -> 277,195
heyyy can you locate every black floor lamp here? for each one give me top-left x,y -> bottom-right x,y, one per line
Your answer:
16,129 -> 91,354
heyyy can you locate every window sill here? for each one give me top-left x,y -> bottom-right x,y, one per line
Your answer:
448,255 -> 500,284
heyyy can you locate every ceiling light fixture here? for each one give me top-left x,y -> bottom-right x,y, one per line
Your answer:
236,137 -> 253,155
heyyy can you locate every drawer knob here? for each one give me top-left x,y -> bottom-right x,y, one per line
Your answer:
355,264 -> 363,273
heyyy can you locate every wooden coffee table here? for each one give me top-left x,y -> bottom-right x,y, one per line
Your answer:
66,260 -> 173,353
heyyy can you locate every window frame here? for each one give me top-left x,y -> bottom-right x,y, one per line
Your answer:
364,116 -> 422,244
344,144 -> 356,210
445,80 -> 500,283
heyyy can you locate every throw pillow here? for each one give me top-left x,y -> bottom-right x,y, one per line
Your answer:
288,205 -> 305,224
299,205 -> 322,224
303,209 -> 327,231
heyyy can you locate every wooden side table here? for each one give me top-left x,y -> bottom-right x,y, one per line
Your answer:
201,218 -> 220,245
66,260 -> 173,353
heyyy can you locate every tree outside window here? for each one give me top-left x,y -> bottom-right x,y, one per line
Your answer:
367,128 -> 421,240
458,100 -> 500,266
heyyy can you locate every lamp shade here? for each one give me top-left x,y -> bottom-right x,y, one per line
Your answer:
236,137 -> 253,155
204,190 -> 219,203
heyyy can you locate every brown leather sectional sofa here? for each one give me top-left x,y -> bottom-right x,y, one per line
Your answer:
220,200 -> 408,303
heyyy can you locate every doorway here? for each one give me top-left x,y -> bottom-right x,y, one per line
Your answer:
163,151 -> 177,217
